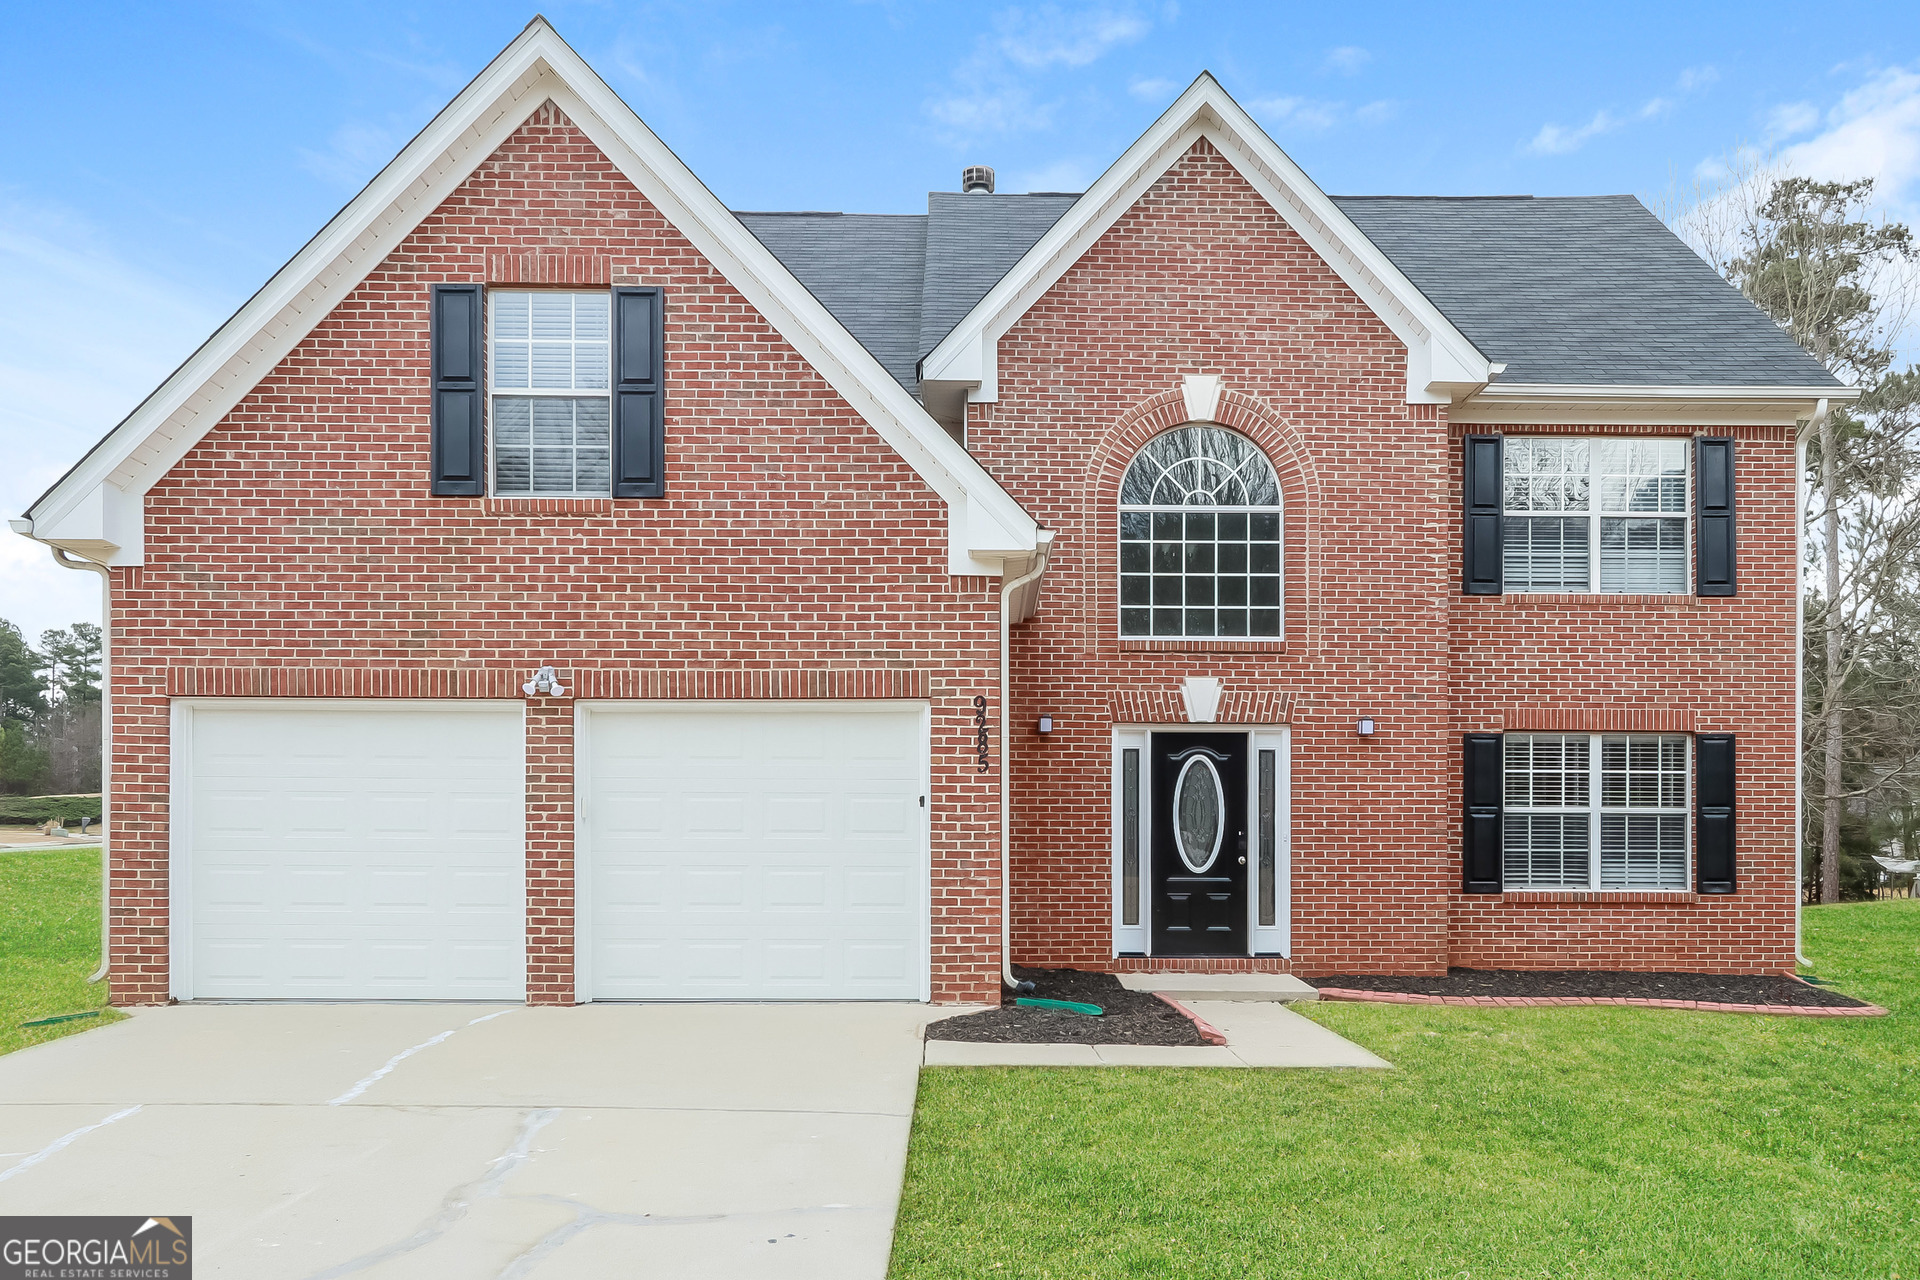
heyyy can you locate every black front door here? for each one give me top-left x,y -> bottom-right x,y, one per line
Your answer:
1150,732 -> 1249,956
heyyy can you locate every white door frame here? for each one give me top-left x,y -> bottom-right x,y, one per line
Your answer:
168,698 -> 527,1001
1110,723 -> 1291,958
573,699 -> 934,1003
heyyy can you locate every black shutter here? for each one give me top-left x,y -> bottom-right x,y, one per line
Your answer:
1696,734 -> 1737,894
1462,435 -> 1504,595
1462,734 -> 1503,893
430,284 -> 485,496
1696,437 -> 1736,596
612,285 -> 665,499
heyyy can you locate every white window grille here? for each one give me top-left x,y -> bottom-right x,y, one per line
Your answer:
1503,438 -> 1688,593
1118,425 -> 1282,639
489,291 -> 611,496
1503,733 -> 1691,890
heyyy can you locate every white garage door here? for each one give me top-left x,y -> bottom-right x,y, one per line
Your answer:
176,703 -> 525,1000
583,704 -> 927,1000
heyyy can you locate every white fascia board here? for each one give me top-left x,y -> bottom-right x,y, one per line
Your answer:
918,73 -> 1491,408
1455,381 -> 1860,427
23,19 -> 1035,573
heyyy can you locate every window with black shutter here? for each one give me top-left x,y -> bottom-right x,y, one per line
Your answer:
1695,438 -> 1736,596
1463,734 -> 1503,892
1462,435 -> 1503,595
611,285 -> 665,499
1696,734 -> 1737,893
430,284 -> 485,496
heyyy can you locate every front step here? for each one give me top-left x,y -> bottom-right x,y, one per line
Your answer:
1117,972 -> 1320,1002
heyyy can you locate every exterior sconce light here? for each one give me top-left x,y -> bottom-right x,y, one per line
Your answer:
523,665 -> 570,697
1037,715 -> 1055,735
1356,717 -> 1377,737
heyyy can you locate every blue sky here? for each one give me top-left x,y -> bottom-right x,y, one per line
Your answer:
5,1 -> 1919,642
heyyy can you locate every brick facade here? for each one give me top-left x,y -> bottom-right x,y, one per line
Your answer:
978,140 -> 1796,977
96,117 -> 1798,1006
105,105 -> 1004,1006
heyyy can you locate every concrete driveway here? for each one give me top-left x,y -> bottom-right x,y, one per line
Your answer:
0,1002 -> 948,1279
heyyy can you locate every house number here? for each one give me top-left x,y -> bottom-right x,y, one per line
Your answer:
973,695 -> 990,772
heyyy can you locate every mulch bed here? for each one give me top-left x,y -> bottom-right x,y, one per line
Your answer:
926,966 -> 1210,1045
1311,968 -> 1876,1010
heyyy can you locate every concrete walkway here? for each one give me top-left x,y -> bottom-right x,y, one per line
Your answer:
0,1002 -> 947,1279
923,1001 -> 1391,1068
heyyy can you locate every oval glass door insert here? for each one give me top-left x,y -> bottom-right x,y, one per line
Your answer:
1173,755 -> 1225,873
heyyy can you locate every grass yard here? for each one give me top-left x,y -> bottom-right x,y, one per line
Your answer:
0,848 -> 123,1057
892,902 -> 1920,1280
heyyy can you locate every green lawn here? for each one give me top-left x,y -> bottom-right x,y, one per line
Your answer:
0,848 -> 123,1057
892,902 -> 1920,1279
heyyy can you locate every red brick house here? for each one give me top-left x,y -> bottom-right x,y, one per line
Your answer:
14,21 -> 1850,1007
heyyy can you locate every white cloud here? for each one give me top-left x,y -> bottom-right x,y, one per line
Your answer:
0,201 -> 226,645
1778,66 -> 1920,204
1354,99 -> 1398,125
1129,76 -> 1178,101
1324,46 -> 1370,75
298,122 -> 401,190
1249,95 -> 1340,131
993,5 -> 1148,69
1677,65 -> 1720,93
1526,66 -> 1718,158
927,3 -> 1154,143
1767,101 -> 1822,140
1527,109 -> 1622,156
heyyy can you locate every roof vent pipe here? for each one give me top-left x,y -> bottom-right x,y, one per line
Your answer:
962,165 -> 996,195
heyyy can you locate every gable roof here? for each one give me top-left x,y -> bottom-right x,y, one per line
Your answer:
17,18 -> 1039,577
1332,195 -> 1838,387
737,193 -> 1078,396
746,190 -> 1841,405
915,73 -> 1497,418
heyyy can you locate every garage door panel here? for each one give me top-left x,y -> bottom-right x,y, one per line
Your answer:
587,705 -> 925,1001
183,705 -> 525,1001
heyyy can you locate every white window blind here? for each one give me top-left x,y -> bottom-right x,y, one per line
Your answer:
1503,733 -> 1691,890
490,291 -> 611,496
1502,438 -> 1688,594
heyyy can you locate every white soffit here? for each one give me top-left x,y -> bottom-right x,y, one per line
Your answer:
917,73 -> 1494,409
1453,381 -> 1862,427
22,18 -> 1036,576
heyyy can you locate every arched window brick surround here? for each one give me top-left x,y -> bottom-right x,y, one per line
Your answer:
1092,384 -> 1325,653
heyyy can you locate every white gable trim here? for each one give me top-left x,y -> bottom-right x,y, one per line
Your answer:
20,19 -> 1036,575
917,74 -> 1493,415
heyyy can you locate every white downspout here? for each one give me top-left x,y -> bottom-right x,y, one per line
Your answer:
998,531 -> 1054,992
49,548 -> 112,985
1794,405 -> 1822,967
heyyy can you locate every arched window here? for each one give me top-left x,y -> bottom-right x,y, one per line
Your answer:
1119,425 -> 1282,638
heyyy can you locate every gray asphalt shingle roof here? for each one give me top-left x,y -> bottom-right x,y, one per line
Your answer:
1331,194 -> 1836,386
737,188 -> 1838,396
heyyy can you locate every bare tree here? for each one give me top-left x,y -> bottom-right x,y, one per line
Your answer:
1665,174 -> 1920,902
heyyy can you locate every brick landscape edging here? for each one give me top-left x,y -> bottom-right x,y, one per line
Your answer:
1314,988 -> 1889,1017
1152,993 -> 1231,1044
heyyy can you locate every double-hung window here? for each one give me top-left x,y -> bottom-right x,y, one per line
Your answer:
1504,733 -> 1691,889
1503,439 -> 1689,592
489,291 -> 611,496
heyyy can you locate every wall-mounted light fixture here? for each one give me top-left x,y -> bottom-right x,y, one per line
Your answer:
522,665 -> 570,697
1037,715 -> 1054,735
1356,717 -> 1377,737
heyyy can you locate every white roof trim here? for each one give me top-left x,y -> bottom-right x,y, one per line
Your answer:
1453,381 -> 1858,428
917,73 -> 1494,409
21,18 -> 1037,575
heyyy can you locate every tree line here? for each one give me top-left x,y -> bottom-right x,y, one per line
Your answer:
0,618 -> 102,795
1669,168 -> 1920,901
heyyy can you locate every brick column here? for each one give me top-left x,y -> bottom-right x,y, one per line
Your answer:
525,695 -> 576,1004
